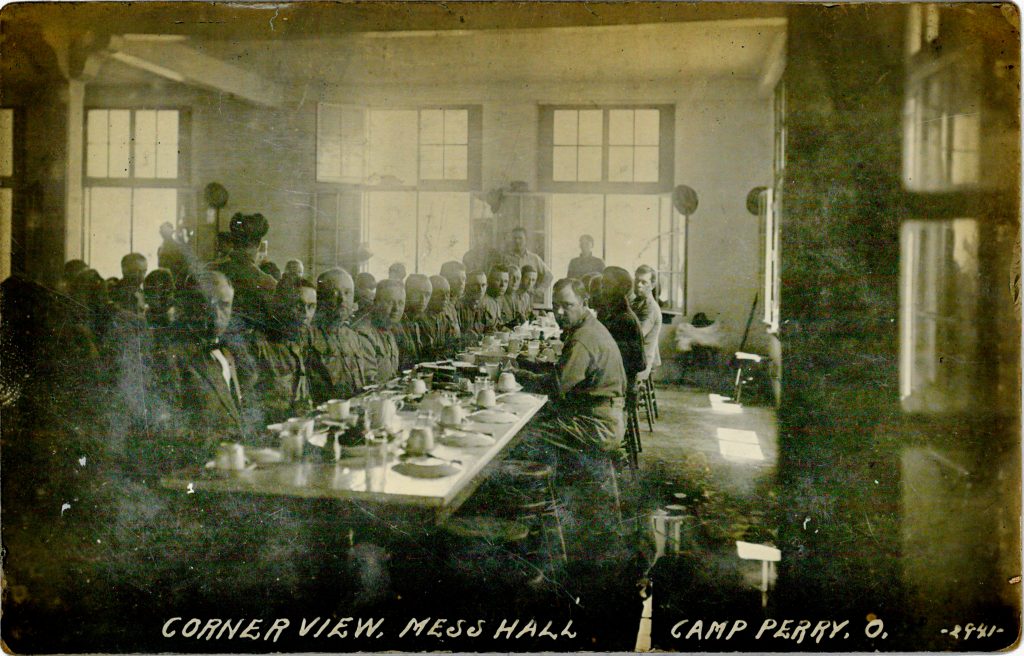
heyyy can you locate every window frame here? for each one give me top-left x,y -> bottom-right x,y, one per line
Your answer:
316,103 -> 482,192
83,106 -> 191,187
538,104 -> 675,194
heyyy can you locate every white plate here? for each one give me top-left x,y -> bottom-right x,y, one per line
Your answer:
438,429 -> 496,448
468,409 -> 519,424
495,382 -> 523,393
498,392 -> 534,404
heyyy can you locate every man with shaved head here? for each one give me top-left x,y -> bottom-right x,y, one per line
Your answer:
439,261 -> 466,344
352,271 -> 377,322
308,268 -> 366,401
353,279 -> 405,385
425,274 -> 460,358
395,274 -> 432,370
484,264 -> 508,329
457,270 -> 495,340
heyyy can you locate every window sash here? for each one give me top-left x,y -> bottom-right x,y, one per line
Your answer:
84,107 -> 187,184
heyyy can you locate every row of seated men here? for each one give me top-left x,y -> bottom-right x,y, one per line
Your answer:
3,214 -> 662,480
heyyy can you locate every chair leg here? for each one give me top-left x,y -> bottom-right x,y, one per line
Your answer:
647,377 -> 660,420
641,379 -> 655,432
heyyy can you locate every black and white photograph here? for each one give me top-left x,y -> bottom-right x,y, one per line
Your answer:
0,2 -> 1020,652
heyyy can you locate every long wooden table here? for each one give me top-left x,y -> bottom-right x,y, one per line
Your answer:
160,393 -> 547,525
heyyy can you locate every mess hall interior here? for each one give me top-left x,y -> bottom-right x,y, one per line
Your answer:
0,3 -> 1020,652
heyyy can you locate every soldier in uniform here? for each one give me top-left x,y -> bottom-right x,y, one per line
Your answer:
457,270 -> 497,340
353,280 -> 405,385
395,274 -> 432,371
308,268 -> 366,402
212,213 -> 276,331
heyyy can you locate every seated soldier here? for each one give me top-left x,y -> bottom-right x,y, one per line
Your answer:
110,253 -> 148,315
308,268 -> 366,402
485,264 -> 510,328
439,261 -> 466,345
426,274 -> 459,359
395,274 -> 432,371
595,267 -> 646,392
632,264 -> 663,379
499,265 -> 524,326
516,264 -> 536,324
353,279 -> 405,386
516,278 -> 627,457
457,270 -> 493,341
352,272 -> 377,322
160,272 -> 254,468
248,277 -> 317,423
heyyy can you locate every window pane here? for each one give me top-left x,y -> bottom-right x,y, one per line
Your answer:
420,109 -> 444,145
87,187 -> 133,277
443,145 -> 468,180
634,146 -> 660,182
155,110 -> 179,178
577,146 -> 602,182
317,104 -> 343,181
605,194 -> 660,276
341,107 -> 366,143
550,193 -> 604,280
134,110 -> 157,178
420,144 -> 444,180
341,144 -> 364,180
366,191 -> 417,279
635,109 -> 660,146
418,191 -> 470,275
0,109 -> 13,177
608,145 -> 635,182
552,146 -> 578,181
132,188 -> 177,266
609,109 -> 634,145
107,110 -> 131,178
553,110 -> 578,145
444,110 -> 468,145
87,110 -> 109,178
578,110 -> 603,146
367,110 -> 418,186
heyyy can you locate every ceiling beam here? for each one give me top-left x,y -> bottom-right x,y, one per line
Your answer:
107,35 -> 285,106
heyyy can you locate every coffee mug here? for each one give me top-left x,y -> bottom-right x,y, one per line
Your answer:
497,372 -> 518,392
367,396 -> 404,429
407,378 -> 427,395
441,404 -> 467,427
406,426 -> 435,457
459,377 -> 475,394
476,388 -> 497,408
326,399 -> 351,420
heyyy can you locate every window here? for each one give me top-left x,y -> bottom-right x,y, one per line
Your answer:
84,108 -> 186,278
317,104 -> 481,190
540,105 -> 674,193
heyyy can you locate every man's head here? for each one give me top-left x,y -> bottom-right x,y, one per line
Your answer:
372,279 -> 406,328
582,272 -> 603,303
599,266 -> 633,309
355,272 -> 377,309
579,234 -> 595,257
180,271 -> 234,340
228,213 -> 269,253
273,277 -> 317,335
487,265 -> 510,298
159,222 -> 175,241
510,227 -> 527,254
465,271 -> 487,303
388,262 -> 407,283
520,265 -> 537,293
143,268 -> 176,323
635,264 -> 657,298
552,278 -> 590,331
404,274 -> 432,317
284,259 -> 305,278
260,261 -> 282,281
121,253 -> 148,287
427,275 -> 449,313
507,266 -> 521,295
316,268 -> 355,324
70,268 -> 109,311
440,261 -> 467,299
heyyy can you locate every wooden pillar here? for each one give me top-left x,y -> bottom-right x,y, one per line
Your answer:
64,78 -> 85,262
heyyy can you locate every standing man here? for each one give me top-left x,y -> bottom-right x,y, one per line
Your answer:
353,280 -> 405,385
501,227 -> 552,305
157,221 -> 190,284
632,264 -> 663,378
567,234 -> 605,280
308,268 -> 366,401
110,253 -> 148,315
212,213 -> 277,330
